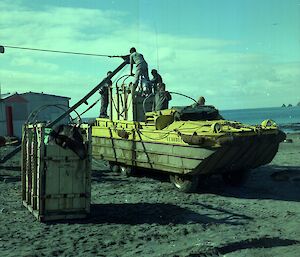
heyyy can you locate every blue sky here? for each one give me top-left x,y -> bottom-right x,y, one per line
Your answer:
1,0 -> 300,117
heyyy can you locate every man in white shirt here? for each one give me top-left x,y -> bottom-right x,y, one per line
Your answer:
129,47 -> 149,95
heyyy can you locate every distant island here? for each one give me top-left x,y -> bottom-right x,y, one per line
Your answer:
281,103 -> 294,107
297,102 -> 300,107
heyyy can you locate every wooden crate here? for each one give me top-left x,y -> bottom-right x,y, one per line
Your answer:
21,123 -> 91,222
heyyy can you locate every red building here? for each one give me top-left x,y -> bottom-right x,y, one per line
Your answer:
0,92 -> 70,138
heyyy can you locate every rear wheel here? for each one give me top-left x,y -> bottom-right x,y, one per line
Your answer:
109,162 -> 120,173
169,174 -> 199,193
120,165 -> 134,177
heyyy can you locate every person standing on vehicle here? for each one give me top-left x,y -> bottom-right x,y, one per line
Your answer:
153,83 -> 172,111
99,71 -> 112,118
191,96 -> 205,107
129,47 -> 149,95
150,69 -> 163,93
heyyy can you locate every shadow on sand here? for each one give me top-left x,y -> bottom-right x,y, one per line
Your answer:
94,164 -> 300,202
216,236 -> 300,255
55,202 -> 252,225
186,237 -> 300,257
199,165 -> 300,202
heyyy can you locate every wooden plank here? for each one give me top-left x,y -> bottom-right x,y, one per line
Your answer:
26,129 -> 33,205
72,197 -> 85,210
72,160 -> 85,194
44,198 -> 59,211
21,126 -> 27,202
59,165 -> 72,195
45,145 -> 60,195
31,130 -> 38,210
38,126 -> 46,216
93,143 -> 207,170
93,136 -> 213,159
40,213 -> 88,222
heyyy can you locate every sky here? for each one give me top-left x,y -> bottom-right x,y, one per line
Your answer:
0,0 -> 300,117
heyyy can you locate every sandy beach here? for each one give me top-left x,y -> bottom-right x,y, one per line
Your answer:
0,133 -> 299,257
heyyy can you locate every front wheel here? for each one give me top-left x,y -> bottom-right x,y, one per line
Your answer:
169,174 -> 199,193
222,169 -> 249,186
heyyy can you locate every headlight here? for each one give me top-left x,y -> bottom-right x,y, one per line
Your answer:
211,122 -> 222,133
261,119 -> 276,127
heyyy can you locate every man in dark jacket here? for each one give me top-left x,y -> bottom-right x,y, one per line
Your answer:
153,83 -> 172,111
99,71 -> 112,118
150,69 -> 163,93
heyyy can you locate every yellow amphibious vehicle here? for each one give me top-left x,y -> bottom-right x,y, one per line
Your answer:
0,55 -> 284,192
92,78 -> 286,192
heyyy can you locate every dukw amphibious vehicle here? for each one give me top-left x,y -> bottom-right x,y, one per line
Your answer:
0,52 -> 285,193
0,56 -> 285,192
91,77 -> 286,192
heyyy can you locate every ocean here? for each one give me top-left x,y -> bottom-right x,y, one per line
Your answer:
220,106 -> 300,133
83,106 -> 300,133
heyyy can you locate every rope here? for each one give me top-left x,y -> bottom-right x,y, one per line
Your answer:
138,130 -> 171,140
76,98 -> 100,118
123,92 -> 133,116
169,91 -> 197,103
111,96 -> 121,117
26,104 -> 81,124
3,45 -> 124,58
143,93 -> 154,114
154,24 -> 160,72
115,74 -> 132,88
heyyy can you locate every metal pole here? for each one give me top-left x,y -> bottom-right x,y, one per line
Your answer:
116,86 -> 120,120
1,56 -> 130,163
46,56 -> 129,128
124,84 -> 128,120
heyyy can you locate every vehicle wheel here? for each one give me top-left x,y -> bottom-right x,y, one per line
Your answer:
109,162 -> 120,173
169,174 -> 199,193
222,169 -> 248,186
120,166 -> 134,177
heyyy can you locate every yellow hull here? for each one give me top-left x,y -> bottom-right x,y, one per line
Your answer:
92,118 -> 285,176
